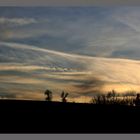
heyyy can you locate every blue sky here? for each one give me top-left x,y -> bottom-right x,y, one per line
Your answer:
1,7 -> 140,102
1,7 -> 140,59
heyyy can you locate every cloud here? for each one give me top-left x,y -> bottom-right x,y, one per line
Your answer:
1,41 -> 140,85
72,78 -> 105,96
0,17 -> 37,26
2,7 -> 140,102
0,92 -> 17,99
1,7 -> 140,60
113,7 -> 140,32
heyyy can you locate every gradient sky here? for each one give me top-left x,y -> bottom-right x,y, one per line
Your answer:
1,7 -> 140,102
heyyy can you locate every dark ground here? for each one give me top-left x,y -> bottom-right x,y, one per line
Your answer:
0,99 -> 140,133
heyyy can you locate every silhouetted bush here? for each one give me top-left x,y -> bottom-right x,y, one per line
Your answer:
91,90 -> 136,106
44,89 -> 52,101
61,91 -> 69,102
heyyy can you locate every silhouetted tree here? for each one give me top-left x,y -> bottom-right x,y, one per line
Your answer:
61,91 -> 69,102
44,89 -> 52,101
135,93 -> 140,106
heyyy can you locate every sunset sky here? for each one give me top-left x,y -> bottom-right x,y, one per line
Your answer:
1,7 -> 140,102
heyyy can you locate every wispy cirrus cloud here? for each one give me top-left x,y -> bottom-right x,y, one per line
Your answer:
0,17 -> 37,26
2,7 -> 140,60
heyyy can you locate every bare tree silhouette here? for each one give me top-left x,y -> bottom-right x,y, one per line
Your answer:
61,91 -> 69,102
44,89 -> 52,101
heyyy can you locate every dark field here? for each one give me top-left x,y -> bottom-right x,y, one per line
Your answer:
0,100 -> 140,133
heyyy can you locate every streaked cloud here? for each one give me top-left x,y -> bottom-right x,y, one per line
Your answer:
1,7 -> 140,60
0,17 -> 37,26
1,41 -> 140,102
